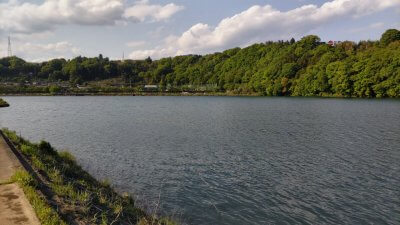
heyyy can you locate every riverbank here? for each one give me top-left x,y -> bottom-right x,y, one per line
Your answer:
2,92 -> 399,99
0,91 -> 261,97
1,129 -> 176,225
0,131 -> 40,225
0,98 -> 9,107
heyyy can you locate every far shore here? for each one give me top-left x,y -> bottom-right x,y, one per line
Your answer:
0,92 -> 261,97
1,92 -> 399,99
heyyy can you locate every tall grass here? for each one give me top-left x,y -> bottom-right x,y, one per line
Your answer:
11,170 -> 67,225
2,128 -> 177,225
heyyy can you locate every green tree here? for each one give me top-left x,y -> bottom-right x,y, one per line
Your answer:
380,29 -> 400,46
49,85 -> 61,94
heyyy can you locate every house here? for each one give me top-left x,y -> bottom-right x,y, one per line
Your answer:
328,40 -> 342,47
76,85 -> 88,90
144,85 -> 158,90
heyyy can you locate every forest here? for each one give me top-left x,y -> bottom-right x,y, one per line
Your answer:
0,29 -> 399,97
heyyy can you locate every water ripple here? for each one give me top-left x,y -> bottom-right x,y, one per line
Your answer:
0,96 -> 399,225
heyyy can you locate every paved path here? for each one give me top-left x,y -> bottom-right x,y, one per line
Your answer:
0,134 -> 40,225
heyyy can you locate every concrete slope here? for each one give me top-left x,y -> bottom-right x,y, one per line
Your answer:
0,134 -> 41,225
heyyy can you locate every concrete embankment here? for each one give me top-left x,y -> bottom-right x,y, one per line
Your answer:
0,133 -> 40,225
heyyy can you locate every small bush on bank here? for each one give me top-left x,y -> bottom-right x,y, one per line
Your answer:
0,98 -> 9,107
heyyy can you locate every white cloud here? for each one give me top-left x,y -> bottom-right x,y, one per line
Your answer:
148,26 -> 167,39
130,0 -> 400,59
0,0 -> 184,34
369,22 -> 385,29
20,42 -> 80,54
123,0 -> 184,22
12,41 -> 81,62
0,0 -> 124,34
349,22 -> 386,33
126,40 -> 147,48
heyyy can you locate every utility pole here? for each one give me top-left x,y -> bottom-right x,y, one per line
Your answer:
7,36 -> 12,57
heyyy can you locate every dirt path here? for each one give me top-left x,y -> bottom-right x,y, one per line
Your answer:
0,135 -> 40,225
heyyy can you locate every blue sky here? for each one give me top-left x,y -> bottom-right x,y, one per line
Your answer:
0,0 -> 399,61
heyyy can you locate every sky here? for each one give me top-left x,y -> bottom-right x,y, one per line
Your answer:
0,0 -> 399,61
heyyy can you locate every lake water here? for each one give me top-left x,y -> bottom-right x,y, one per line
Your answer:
0,96 -> 399,225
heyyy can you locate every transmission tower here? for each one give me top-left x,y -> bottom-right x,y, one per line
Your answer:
7,36 -> 12,57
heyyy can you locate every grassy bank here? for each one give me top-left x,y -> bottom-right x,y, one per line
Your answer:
11,170 -> 66,225
2,129 -> 176,225
0,98 -> 9,107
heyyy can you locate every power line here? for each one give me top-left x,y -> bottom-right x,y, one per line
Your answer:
7,36 -> 12,57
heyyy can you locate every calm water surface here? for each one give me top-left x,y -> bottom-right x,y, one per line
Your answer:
0,96 -> 399,225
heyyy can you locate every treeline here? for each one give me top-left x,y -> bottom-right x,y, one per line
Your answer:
1,29 -> 399,97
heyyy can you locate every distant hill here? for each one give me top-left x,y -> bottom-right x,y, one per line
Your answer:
0,29 -> 399,98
